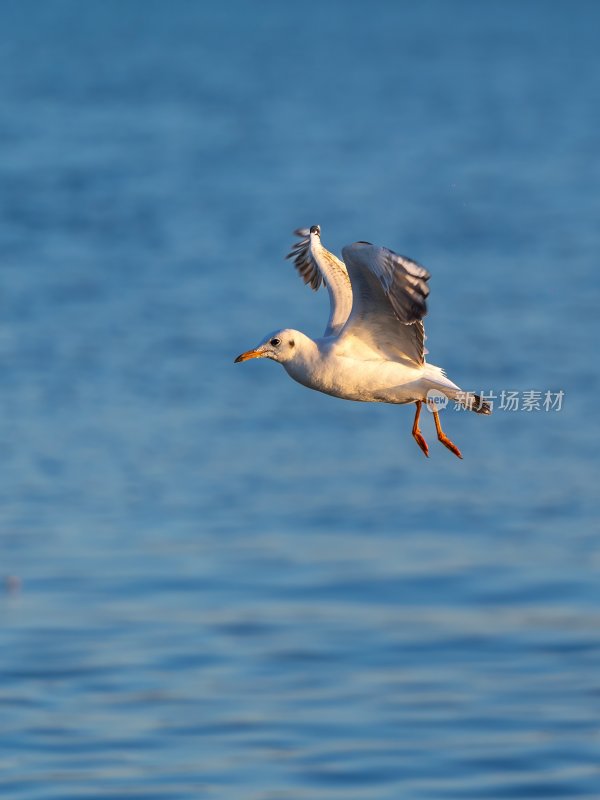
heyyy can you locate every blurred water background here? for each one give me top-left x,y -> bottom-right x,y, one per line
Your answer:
0,1 -> 599,798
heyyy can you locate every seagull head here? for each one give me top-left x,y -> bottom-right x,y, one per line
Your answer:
309,224 -> 320,237
234,328 -> 300,365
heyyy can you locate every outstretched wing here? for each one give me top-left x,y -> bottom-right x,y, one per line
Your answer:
336,242 -> 430,366
286,226 -> 353,337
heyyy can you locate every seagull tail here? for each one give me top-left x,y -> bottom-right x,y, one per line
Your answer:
423,367 -> 492,415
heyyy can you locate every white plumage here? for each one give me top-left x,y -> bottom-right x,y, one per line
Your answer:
235,225 -> 490,458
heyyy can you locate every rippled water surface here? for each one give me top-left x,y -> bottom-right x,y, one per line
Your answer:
1,2 -> 599,798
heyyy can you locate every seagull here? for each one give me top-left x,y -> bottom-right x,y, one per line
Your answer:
235,225 -> 490,458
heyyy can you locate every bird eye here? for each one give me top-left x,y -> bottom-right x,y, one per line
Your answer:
270,337 -> 281,347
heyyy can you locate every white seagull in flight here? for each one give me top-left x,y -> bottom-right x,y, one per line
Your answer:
235,226 -> 490,458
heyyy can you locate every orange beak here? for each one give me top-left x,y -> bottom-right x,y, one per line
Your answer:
234,348 -> 264,363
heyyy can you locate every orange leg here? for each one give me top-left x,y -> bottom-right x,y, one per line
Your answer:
412,401 -> 429,457
433,410 -> 463,459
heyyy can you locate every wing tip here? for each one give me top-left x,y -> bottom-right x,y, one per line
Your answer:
285,227 -> 323,292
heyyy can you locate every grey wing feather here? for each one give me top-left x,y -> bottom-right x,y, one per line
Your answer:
286,227 -> 353,337
338,242 -> 431,366
372,248 -> 430,324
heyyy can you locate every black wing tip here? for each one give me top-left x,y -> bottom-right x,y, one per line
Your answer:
384,248 -> 431,323
286,228 -> 310,260
391,276 -> 430,323
470,395 -> 493,415
387,248 -> 431,282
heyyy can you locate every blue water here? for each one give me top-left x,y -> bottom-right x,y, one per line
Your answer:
0,2 -> 599,797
